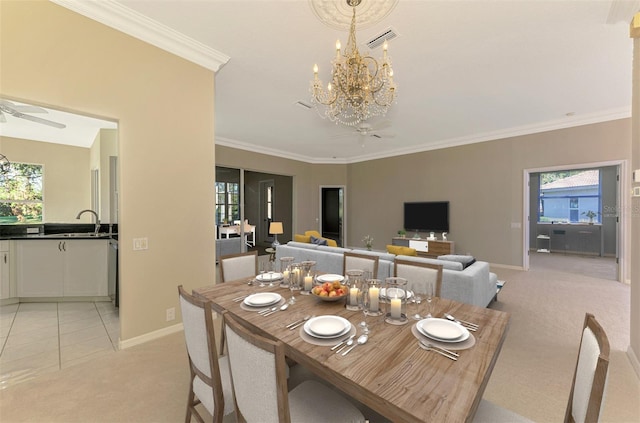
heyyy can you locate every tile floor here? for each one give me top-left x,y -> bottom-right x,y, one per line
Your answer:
0,301 -> 119,389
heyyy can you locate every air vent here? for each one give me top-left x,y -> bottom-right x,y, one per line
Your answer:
295,100 -> 312,110
366,27 -> 399,50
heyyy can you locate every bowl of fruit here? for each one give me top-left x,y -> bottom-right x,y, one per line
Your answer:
311,280 -> 348,302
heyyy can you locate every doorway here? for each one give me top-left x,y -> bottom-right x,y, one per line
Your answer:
320,186 -> 345,247
523,161 -> 626,282
259,179 -> 275,244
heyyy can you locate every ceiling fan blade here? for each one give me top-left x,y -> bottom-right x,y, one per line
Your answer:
0,100 -> 46,114
15,112 -> 66,129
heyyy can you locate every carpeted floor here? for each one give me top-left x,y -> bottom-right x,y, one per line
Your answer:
0,255 -> 638,423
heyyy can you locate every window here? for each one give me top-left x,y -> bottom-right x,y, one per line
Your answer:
538,169 -> 601,224
215,181 -> 239,224
0,162 -> 44,224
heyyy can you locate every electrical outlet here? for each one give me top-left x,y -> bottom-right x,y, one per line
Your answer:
166,307 -> 175,321
133,237 -> 148,250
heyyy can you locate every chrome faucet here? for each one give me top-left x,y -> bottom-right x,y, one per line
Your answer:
76,209 -> 101,235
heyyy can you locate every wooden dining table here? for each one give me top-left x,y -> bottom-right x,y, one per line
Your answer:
194,277 -> 510,423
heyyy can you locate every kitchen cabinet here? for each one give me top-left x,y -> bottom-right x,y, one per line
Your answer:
0,241 -> 10,299
16,239 -> 108,297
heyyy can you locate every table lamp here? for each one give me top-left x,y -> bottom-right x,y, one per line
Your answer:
269,221 -> 284,247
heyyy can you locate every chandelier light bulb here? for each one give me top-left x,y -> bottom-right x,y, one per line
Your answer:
313,64 -> 318,74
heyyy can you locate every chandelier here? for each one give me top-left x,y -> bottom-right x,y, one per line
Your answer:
310,0 -> 397,127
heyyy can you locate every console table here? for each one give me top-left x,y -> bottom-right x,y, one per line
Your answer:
392,237 -> 454,258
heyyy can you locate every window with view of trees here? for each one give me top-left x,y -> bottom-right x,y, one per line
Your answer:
0,163 -> 44,224
538,169 -> 601,224
215,181 -> 239,225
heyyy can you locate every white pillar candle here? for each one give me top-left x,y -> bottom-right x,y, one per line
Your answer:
349,287 -> 359,304
390,298 -> 402,319
283,270 -> 289,282
304,275 -> 313,291
369,286 -> 379,311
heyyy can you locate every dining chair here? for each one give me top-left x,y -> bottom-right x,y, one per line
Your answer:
474,313 -> 610,423
343,252 -> 379,279
219,250 -> 258,283
222,312 -> 366,423
394,258 -> 443,297
178,285 -> 235,423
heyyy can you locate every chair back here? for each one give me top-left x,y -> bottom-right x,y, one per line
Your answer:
394,259 -> 443,297
564,313 -> 610,423
343,252 -> 379,278
178,285 -> 226,421
219,250 -> 258,282
223,312 -> 291,423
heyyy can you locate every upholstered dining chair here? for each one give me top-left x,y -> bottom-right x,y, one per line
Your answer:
178,285 -> 235,423
219,250 -> 258,283
222,312 -> 366,423
343,252 -> 379,279
474,313 -> 610,423
394,259 -> 443,297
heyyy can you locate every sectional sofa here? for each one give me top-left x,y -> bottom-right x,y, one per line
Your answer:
275,241 -> 498,308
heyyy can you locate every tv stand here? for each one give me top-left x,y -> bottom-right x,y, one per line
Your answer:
392,237 -> 454,259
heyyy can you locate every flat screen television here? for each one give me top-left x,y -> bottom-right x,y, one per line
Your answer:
403,201 -> 449,233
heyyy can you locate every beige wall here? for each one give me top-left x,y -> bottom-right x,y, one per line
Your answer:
348,119 -> 631,265
1,1 -> 216,341
1,136 -> 90,222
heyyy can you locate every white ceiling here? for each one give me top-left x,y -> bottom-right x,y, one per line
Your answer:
0,99 -> 117,148
15,1 -> 640,162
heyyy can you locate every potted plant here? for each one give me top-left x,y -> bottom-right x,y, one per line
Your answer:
362,235 -> 374,251
397,229 -> 406,238
581,210 -> 598,224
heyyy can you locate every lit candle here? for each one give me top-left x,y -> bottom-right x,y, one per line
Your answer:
390,298 -> 402,319
349,287 -> 359,305
283,270 -> 289,282
369,286 -> 379,311
304,275 -> 313,291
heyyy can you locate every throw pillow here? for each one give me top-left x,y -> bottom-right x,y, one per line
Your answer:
386,245 -> 418,257
310,235 -> 328,246
438,254 -> 476,269
294,234 -> 311,243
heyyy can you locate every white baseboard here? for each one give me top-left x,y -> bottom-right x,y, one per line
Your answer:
628,344 -> 640,380
489,262 -> 525,271
119,322 -> 184,350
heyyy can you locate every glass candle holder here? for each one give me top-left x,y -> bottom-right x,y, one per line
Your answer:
300,260 -> 316,294
384,277 -> 408,325
364,278 -> 383,316
279,256 -> 294,288
345,269 -> 364,311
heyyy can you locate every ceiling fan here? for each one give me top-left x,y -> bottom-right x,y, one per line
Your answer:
331,120 -> 395,147
0,99 -> 66,129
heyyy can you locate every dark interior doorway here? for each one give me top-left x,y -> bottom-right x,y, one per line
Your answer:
321,186 -> 344,247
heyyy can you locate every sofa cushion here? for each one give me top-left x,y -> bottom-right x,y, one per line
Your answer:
287,241 -> 318,250
294,234 -> 311,243
386,244 -> 418,257
316,245 -> 351,254
355,249 -> 396,262
438,254 -> 476,269
310,235 -> 328,246
304,231 -> 338,247
395,255 -> 464,271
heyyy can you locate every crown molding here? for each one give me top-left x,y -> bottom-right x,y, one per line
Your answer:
218,107 -> 631,165
50,0 -> 230,72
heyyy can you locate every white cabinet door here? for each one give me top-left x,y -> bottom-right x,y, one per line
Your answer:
63,240 -> 108,296
16,240 -> 64,297
0,241 -> 10,300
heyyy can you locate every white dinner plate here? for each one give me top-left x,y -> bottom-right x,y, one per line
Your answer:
380,288 -> 413,300
304,316 -> 350,338
243,292 -> 282,307
417,318 -> 470,343
315,274 -> 345,283
255,272 -> 283,282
